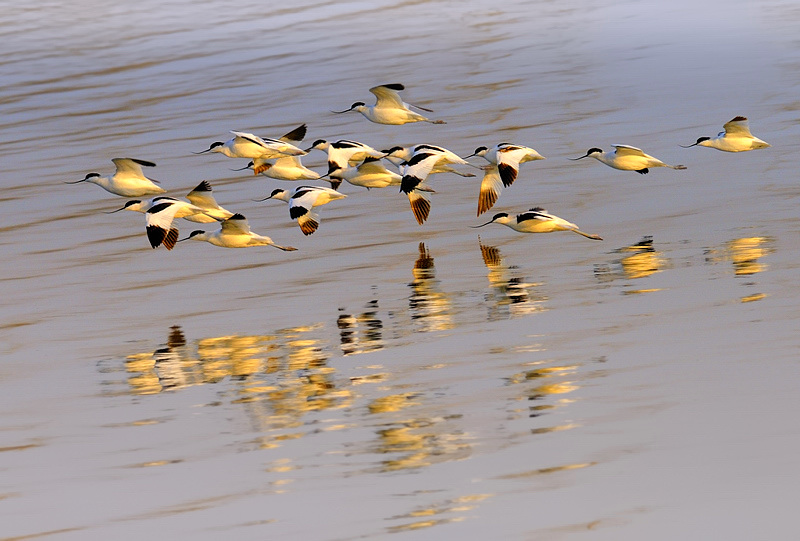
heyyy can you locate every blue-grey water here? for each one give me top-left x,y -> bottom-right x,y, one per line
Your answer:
2,1 -> 800,539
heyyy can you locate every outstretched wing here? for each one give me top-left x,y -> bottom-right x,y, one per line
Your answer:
722,116 -> 752,136
478,165 -> 503,216
370,84 -> 405,108
611,144 -> 646,157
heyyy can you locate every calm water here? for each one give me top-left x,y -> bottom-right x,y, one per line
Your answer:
3,1 -> 800,539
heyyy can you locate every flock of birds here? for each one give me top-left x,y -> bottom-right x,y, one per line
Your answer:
67,83 -> 771,252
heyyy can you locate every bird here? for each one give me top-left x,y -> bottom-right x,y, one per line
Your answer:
106,196 -> 215,250
178,214 -> 297,250
233,155 -> 321,181
332,83 -> 446,125
195,125 -> 307,173
569,145 -> 687,174
397,151 -> 444,225
258,185 -> 346,235
68,158 -> 165,197
383,144 -> 477,178
463,143 -> 546,187
680,116 -> 770,152
329,157 -> 404,190
305,139 -> 385,181
472,207 -> 603,240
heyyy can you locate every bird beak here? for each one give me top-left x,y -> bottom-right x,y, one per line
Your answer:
678,142 -> 700,148
64,178 -> 87,184
104,206 -> 127,214
191,147 -> 213,155
568,153 -> 590,161
252,194 -> 274,202
461,152 -> 478,159
330,105 -> 356,114
230,163 -> 252,171
470,219 -> 495,228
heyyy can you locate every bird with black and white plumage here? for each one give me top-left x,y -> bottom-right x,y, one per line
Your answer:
472,207 -> 603,240
569,144 -> 686,174
106,196 -> 215,250
194,125 -> 307,174
258,185 -> 346,236
68,158 -> 165,197
328,157 -> 404,190
183,181 -> 235,223
398,151 -> 445,225
305,139 -> 385,185
332,83 -> 446,125
178,214 -> 297,250
383,144 -> 477,178
680,116 -> 770,152
464,142 -> 545,190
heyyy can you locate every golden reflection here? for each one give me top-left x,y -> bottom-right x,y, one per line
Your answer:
727,236 -> 775,275
507,363 -> 581,424
496,462 -> 595,479
122,324 -> 354,449
371,416 -> 471,473
594,236 -> 666,287
478,239 -> 546,319
408,243 -> 454,332
337,298 -> 384,356
387,493 -> 492,534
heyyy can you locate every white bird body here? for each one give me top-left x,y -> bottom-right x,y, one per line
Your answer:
197,126 -> 307,170
249,155 -> 321,181
333,84 -> 445,125
182,214 -> 297,250
71,158 -> 165,197
681,116 -> 770,152
263,185 -> 347,235
474,207 -> 603,240
571,145 -> 686,174
306,139 -> 385,177
332,158 -> 403,189
383,144 -> 477,177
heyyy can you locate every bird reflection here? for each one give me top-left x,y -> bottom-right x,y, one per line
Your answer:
408,243 -> 453,332
507,362 -> 582,430
726,236 -> 774,276
371,416 -> 471,473
337,298 -> 384,356
594,236 -> 666,285
122,325 -> 353,448
478,238 -> 545,319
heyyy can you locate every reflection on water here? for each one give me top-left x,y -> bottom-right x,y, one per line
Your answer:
408,243 -> 454,333
726,236 -> 775,276
370,415 -> 471,473
386,493 -> 493,534
594,236 -> 667,293
479,239 -> 546,319
507,360 -> 583,432
337,298 -> 384,356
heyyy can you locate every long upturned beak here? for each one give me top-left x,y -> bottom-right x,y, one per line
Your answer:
191,146 -> 214,155
470,219 -> 496,228
64,176 -> 89,184
678,142 -> 700,148
230,162 -> 253,171
568,153 -> 591,161
330,105 -> 357,114
104,206 -> 127,214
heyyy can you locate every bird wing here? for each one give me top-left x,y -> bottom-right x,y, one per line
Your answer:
517,207 -> 552,223
145,201 -> 183,230
723,116 -> 752,136
289,187 -> 322,211
185,181 -> 220,209
407,189 -> 432,225
231,131 -> 269,149
370,84 -> 405,108
279,124 -> 307,142
113,157 -> 155,176
221,214 -> 251,234
478,165 -> 503,216
611,145 -> 646,157
400,152 -> 440,193
356,157 -> 392,175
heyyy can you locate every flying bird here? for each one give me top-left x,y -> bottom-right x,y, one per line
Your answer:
332,84 -> 446,125
570,145 -> 686,174
68,158 -> 165,197
680,116 -> 770,152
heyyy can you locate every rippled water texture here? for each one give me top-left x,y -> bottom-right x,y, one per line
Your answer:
3,1 -> 800,539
